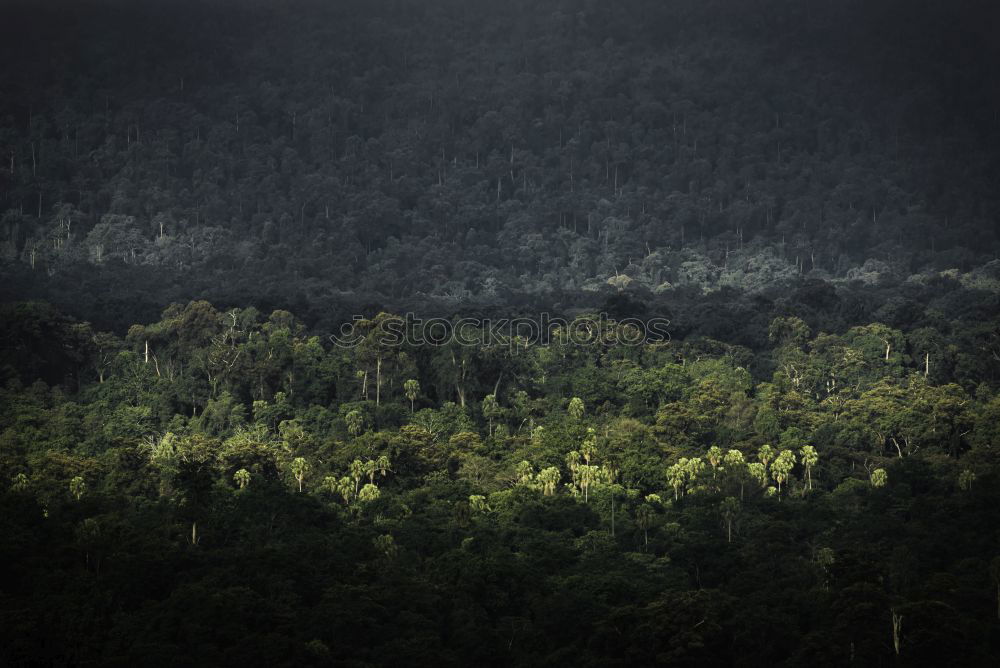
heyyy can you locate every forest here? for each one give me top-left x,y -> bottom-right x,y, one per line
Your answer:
1,0 -> 999,665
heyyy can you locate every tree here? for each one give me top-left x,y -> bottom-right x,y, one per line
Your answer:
359,483 -> 381,503
581,428 -> 598,466
538,467 -> 560,495
667,459 -> 688,501
69,476 -> 86,500
871,468 -> 888,488
515,460 -> 535,486
578,464 -> 599,503
720,497 -> 740,543
469,495 -> 489,512
635,504 -> 655,549
404,378 -> 420,413
706,445 -> 723,479
799,445 -> 818,491
747,462 -> 767,489
684,457 -> 705,492
758,444 -> 775,469
958,469 -> 976,491
335,476 -> 354,504
11,472 -> 29,492
350,459 -> 365,496
770,450 -> 796,497
345,410 -> 365,437
233,468 -> 250,489
290,457 -> 311,492
375,455 -> 391,479
482,393 -> 500,436
568,396 -> 585,421
724,449 -> 747,498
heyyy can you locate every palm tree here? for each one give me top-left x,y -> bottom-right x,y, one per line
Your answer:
706,445 -> 723,477
578,465 -> 599,502
335,476 -> 354,504
290,457 -> 310,492
515,460 -> 535,485
758,444 -> 775,470
747,462 -> 767,489
69,476 -> 86,500
233,468 -> 251,489
581,428 -> 598,466
667,459 -> 687,500
345,410 -> 365,437
11,472 -> 28,492
684,457 -> 705,492
350,459 -> 365,496
771,450 -> 795,498
538,467 -> 560,496
323,475 -> 337,495
375,455 -> 391,479
870,468 -> 888,488
799,445 -> 818,491
724,449 -> 747,498
482,393 -> 500,436
358,483 -> 380,502
403,379 -> 420,413
567,396 -> 584,421
469,494 -> 489,512
720,496 -> 740,542
635,504 -> 655,549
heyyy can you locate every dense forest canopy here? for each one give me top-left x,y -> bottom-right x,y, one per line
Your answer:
2,1 -> 1000,666
1,0 -> 999,329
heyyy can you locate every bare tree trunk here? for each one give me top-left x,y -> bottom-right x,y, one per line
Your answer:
891,609 -> 903,656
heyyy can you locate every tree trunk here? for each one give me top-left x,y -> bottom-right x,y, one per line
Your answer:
891,609 -> 903,656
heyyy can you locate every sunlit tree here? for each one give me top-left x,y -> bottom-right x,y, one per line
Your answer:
404,378 -> 420,413
290,457 -> 311,492
359,483 -> 380,502
538,467 -> 560,495
233,468 -> 250,489
770,450 -> 796,497
799,445 -> 818,491
70,476 -> 86,501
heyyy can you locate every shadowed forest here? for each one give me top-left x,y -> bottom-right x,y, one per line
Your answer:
1,1 -> 999,665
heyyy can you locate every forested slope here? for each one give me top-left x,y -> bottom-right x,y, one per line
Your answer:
1,0 -> 999,329
2,1 -> 1000,664
1,301 -> 999,665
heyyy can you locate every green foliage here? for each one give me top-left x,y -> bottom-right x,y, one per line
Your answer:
2,297 -> 999,666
